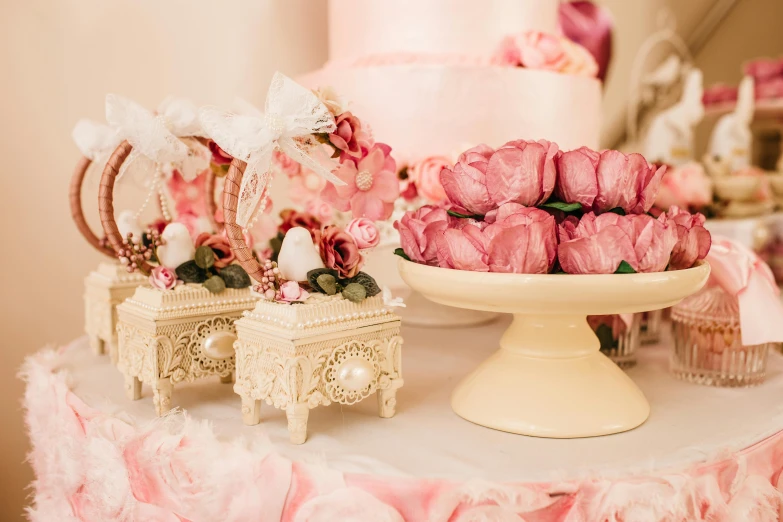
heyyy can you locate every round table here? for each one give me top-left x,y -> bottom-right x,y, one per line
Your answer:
23,318 -> 783,521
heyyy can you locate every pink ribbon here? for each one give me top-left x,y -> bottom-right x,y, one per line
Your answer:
707,236 -> 783,345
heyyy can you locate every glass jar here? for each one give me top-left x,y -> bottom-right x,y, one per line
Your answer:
639,309 -> 664,344
588,314 -> 641,369
671,285 -> 771,387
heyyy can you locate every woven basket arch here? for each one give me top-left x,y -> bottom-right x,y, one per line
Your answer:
222,158 -> 265,284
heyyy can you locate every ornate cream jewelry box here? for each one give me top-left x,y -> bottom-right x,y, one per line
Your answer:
84,262 -> 147,363
116,285 -> 257,416
234,294 -> 403,444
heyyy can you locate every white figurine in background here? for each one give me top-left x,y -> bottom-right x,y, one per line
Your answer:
644,69 -> 705,166
117,210 -> 144,244
708,76 -> 755,172
277,227 -> 325,282
156,222 -> 195,270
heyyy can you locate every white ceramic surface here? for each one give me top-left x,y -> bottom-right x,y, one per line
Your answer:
398,259 -> 711,438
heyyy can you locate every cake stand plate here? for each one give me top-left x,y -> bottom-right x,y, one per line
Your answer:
398,259 -> 710,438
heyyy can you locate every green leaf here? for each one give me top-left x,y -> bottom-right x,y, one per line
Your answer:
345,272 -> 381,297
595,324 -> 617,351
608,207 -> 626,216
175,260 -> 208,284
615,260 -> 637,274
447,209 -> 484,220
204,275 -> 226,294
308,268 -> 339,293
194,246 -> 215,269
342,283 -> 367,303
393,248 -> 411,261
219,264 -> 251,288
540,201 -> 582,212
316,273 -> 338,295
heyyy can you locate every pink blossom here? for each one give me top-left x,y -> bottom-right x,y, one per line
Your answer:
439,144 -> 496,215
195,232 -> 235,269
305,198 -> 335,225
663,206 -> 711,270
487,139 -> 558,207
319,225 -> 364,278
492,31 -> 598,77
394,206 -> 449,265
166,169 -> 207,217
272,150 -> 301,177
149,266 -> 178,290
345,217 -> 380,249
555,147 -> 665,214
321,143 -> 399,221
289,168 -> 327,205
328,112 -> 372,161
278,280 -> 310,303
408,155 -> 450,204
558,212 -> 677,274
655,162 -> 713,211
559,37 -> 600,77
744,57 -> 783,82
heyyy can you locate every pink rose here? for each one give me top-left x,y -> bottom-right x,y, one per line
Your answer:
558,212 -> 677,274
319,225 -> 364,278
208,140 -> 233,165
439,144 -> 496,215
487,139 -> 558,207
345,217 -> 380,249
149,266 -> 178,290
663,206 -> 712,270
500,31 -> 568,71
440,205 -> 557,273
328,112 -> 371,160
194,232 -> 236,269
655,162 -> 713,211
279,209 -> 322,240
555,147 -> 665,214
278,280 -> 310,303
395,206 -> 449,265
408,155 -> 450,204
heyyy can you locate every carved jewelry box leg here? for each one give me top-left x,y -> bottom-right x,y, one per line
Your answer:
154,378 -> 173,416
125,374 -> 142,401
220,372 -> 234,384
378,377 -> 404,418
286,403 -> 310,445
241,397 -> 262,426
89,335 -> 105,356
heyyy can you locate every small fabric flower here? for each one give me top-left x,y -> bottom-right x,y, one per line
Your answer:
319,225 -> 364,278
149,266 -> 178,290
194,232 -> 235,269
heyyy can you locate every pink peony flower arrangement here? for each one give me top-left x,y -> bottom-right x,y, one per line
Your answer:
396,140 -> 712,275
492,30 -> 599,78
654,162 -> 713,212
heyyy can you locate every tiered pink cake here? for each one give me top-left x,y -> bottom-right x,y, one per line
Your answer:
302,0 -> 602,159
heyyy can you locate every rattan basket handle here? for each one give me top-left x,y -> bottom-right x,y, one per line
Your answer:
223,159 -> 264,283
69,156 -> 116,257
204,165 -> 220,231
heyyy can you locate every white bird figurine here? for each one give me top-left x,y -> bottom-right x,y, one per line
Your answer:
157,222 -> 195,269
277,227 -> 325,282
117,210 -> 144,244
708,76 -> 755,172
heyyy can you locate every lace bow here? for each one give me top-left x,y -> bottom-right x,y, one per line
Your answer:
105,95 -> 207,182
72,119 -> 122,161
199,72 -> 342,228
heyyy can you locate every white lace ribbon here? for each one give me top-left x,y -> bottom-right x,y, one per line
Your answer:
105,95 -> 208,183
199,72 -> 343,228
72,119 -> 122,160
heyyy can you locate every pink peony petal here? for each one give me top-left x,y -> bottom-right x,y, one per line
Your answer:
487,141 -> 554,206
350,192 -> 388,221
558,226 -> 638,274
440,167 -> 494,215
443,228 -> 489,271
555,147 -> 599,207
370,170 -> 402,203
487,222 -> 554,273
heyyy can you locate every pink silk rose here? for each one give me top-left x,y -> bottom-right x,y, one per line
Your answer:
408,155 -> 450,204
345,217 -> 380,249
395,206 -> 449,265
328,111 -> 371,160
278,280 -> 310,303
655,162 -> 713,211
319,225 -> 364,278
664,206 -> 711,270
439,144 -> 496,215
440,205 -> 557,273
558,212 -> 677,274
555,147 -> 665,214
149,266 -> 178,290
487,139 -> 558,207
494,31 -> 568,71
194,232 -> 236,269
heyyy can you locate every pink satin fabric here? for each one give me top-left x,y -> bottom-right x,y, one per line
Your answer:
22,341 -> 783,521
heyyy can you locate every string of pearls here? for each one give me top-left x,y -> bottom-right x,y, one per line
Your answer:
242,171 -> 273,233
135,167 -> 164,220
159,189 -> 172,222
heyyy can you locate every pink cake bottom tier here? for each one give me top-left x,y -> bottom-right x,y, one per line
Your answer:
23,327 -> 783,521
300,65 -> 602,160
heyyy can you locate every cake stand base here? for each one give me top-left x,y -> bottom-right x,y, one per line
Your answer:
451,314 -> 650,438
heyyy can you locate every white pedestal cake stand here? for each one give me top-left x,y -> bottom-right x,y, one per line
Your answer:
398,259 -> 711,438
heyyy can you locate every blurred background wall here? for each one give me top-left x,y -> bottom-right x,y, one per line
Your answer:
0,0 -> 781,518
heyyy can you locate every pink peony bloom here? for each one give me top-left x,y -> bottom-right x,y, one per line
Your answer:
195,232 -> 236,269
655,162 -> 713,211
328,112 -> 371,160
149,266 -> 178,290
663,206 -> 711,270
278,280 -> 310,303
408,155 -> 450,204
555,147 -> 665,214
440,205 -> 557,273
394,206 -> 449,265
345,217 -> 380,249
321,143 -> 399,221
439,144 -> 496,215
487,139 -> 558,207
558,212 -> 677,274
319,225 -> 364,278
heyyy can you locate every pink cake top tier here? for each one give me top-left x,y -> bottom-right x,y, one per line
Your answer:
328,0 -> 560,61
